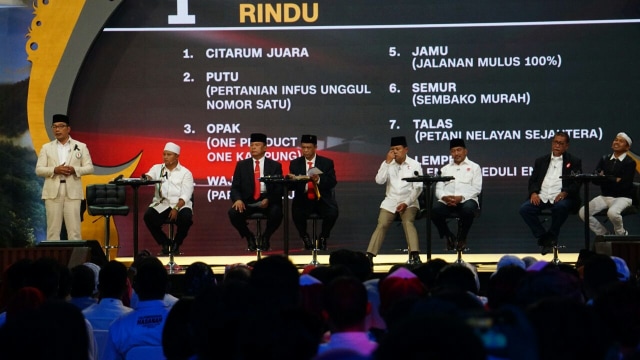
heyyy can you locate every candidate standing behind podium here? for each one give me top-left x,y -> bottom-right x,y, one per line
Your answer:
35,114 -> 94,240
431,138 -> 482,251
366,136 -> 423,265
229,133 -> 283,251
143,142 -> 194,255
288,134 -> 339,251
579,132 -> 636,237
519,132 -> 582,254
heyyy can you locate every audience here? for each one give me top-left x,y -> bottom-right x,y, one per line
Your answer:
3,248 -> 640,360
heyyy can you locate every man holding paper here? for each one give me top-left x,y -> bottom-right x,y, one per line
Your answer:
288,134 -> 339,251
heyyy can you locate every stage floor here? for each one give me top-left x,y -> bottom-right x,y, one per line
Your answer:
115,251 -> 580,275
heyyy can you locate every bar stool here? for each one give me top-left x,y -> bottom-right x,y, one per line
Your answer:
162,194 -> 193,273
539,208 -> 566,264
308,212 -> 322,265
163,219 -> 181,274
86,184 -> 129,261
249,212 -> 269,260
445,192 -> 482,264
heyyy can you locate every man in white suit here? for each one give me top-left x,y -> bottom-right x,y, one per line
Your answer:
36,114 -> 94,240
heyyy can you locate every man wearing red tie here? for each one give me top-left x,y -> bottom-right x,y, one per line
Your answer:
288,134 -> 339,251
229,133 -> 283,251
35,114 -> 94,240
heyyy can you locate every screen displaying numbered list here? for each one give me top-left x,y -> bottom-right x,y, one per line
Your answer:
68,0 -> 640,255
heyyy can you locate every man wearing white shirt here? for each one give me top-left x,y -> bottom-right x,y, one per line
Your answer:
366,136 -> 423,265
431,138 -> 483,251
519,132 -> 582,255
143,142 -> 194,255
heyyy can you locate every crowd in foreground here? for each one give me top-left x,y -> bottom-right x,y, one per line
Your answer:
0,248 -> 639,360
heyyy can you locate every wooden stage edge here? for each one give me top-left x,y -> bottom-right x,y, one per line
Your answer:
115,252 -> 580,275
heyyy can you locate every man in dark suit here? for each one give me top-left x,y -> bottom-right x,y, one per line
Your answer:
519,131 -> 582,254
288,134 -> 339,251
228,133 -> 283,251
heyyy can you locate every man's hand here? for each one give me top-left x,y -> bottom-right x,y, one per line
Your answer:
232,200 -> 246,212
530,193 -> 541,206
396,203 -> 408,213
385,150 -> 395,164
442,195 -> 461,206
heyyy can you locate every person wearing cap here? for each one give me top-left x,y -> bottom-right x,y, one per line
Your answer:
229,133 -> 283,251
35,113 -> 94,240
143,142 -> 194,255
579,132 -> 636,237
366,136 -> 424,265
431,138 -> 482,251
519,131 -> 582,255
288,134 -> 339,251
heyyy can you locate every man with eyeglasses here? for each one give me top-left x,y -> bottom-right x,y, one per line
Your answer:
519,131 -> 582,255
36,114 -> 94,240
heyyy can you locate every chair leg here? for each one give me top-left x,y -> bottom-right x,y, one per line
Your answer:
103,215 -> 111,262
255,219 -> 263,261
103,215 -> 121,261
165,223 -> 181,273
309,218 -> 319,265
552,243 -> 565,265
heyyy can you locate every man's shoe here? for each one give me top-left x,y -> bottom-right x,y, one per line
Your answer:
247,235 -> 257,251
318,237 -> 327,251
455,239 -> 467,251
171,243 -> 181,255
302,235 -> 313,250
445,234 -> 456,251
407,252 -> 422,265
261,236 -> 271,251
541,245 -> 553,256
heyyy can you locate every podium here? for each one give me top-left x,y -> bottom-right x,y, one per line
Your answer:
260,176 -> 308,256
403,175 -> 454,260
560,174 -> 615,250
114,178 -> 161,256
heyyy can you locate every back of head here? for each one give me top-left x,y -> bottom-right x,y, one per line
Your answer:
250,255 -> 300,311
183,261 -> 216,298
25,257 -> 62,299
434,263 -> 479,295
70,264 -> 96,298
134,256 -> 168,301
0,300 -> 90,359
98,260 -> 129,299
514,267 -> 584,307
411,258 -> 448,292
329,249 -> 372,282
324,276 -> 368,330
583,253 -> 619,299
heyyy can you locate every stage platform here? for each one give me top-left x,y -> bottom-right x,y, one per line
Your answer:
115,252 -> 581,275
